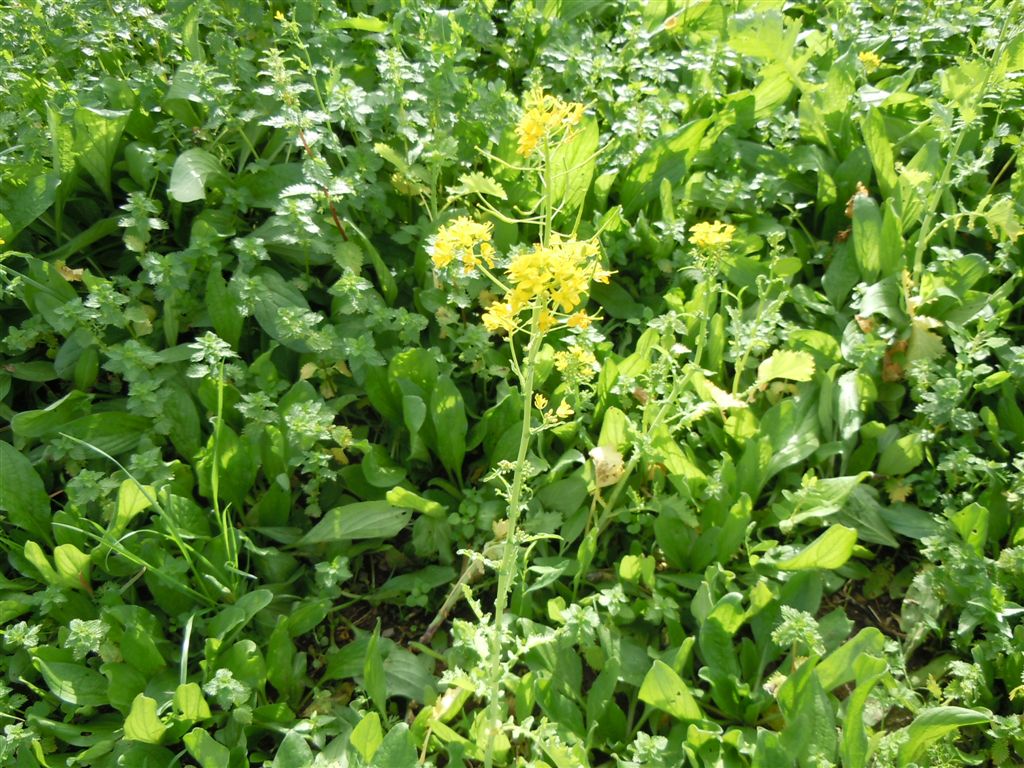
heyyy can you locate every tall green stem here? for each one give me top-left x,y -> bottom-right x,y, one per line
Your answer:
483,308 -> 543,768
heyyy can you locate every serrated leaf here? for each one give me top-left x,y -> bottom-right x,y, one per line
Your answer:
777,524 -> 858,571
757,350 -> 816,387
906,318 -> 945,361
447,172 -> 507,200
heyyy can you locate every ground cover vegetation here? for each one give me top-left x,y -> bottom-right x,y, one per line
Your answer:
1,0 -> 1023,765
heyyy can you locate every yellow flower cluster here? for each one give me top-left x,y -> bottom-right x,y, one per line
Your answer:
858,51 -> 882,72
431,217 -> 495,274
481,235 -> 610,335
554,345 -> 598,382
516,87 -> 585,157
689,220 -> 736,249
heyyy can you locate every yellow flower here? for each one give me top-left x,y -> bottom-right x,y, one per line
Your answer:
858,51 -> 882,72
515,87 -> 585,157
566,311 -> 591,329
555,400 -> 574,419
481,300 -> 520,334
274,10 -> 285,21
431,217 -> 495,273
689,220 -> 735,249
534,393 -> 548,410
506,234 -> 608,314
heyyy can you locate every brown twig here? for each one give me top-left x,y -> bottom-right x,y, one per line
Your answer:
296,127 -> 348,241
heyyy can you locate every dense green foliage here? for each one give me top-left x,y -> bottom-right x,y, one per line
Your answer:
2,0 -> 1024,765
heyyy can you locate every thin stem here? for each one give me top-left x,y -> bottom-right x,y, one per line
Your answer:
483,307 -> 543,768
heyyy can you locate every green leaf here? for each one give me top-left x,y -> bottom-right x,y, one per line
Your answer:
168,148 -> 224,203
757,349 -> 816,387
32,648 -> 109,707
333,14 -> 388,32
73,106 -> 131,201
272,731 -> 314,768
60,412 -> 151,456
114,479 -> 155,537
183,728 -> 231,768
431,376 -> 467,476
638,660 -> 703,722
351,712 -> 384,763
897,707 -> 992,765
777,525 -> 858,571
447,172 -> 507,200
815,628 -> 885,691
298,501 -> 412,545
124,694 -> 167,744
620,119 -> 710,215
10,390 -> 92,439
852,195 -> 882,281
207,589 -> 274,640
206,268 -> 243,349
364,622 -> 388,716
369,723 -> 418,768
862,110 -> 897,198
173,683 -> 212,722
877,433 -> 924,476
549,115 -> 599,217
840,656 -> 887,768
0,165 -> 60,242
0,441 -> 53,543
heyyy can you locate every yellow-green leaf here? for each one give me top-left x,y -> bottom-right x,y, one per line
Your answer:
124,693 -> 167,743
777,525 -> 858,571
757,350 -> 816,387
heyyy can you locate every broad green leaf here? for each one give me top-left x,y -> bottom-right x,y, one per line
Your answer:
168,148 -> 224,203
777,525 -> 858,571
32,648 -> 109,707
299,501 -> 412,545
815,628 -> 885,691
114,479 -> 155,536
879,199 -> 903,276
0,442 -> 53,543
840,656 -> 887,768
620,119 -> 710,215
351,712 -> 384,763
777,656 -> 836,763
73,106 -> 131,201
10,390 -> 92,439
206,268 -> 243,349
124,694 -> 167,744
251,268 -> 314,353
897,707 -> 992,765
877,433 -> 923,476
431,376 -> 467,475
852,195 -> 882,281
333,14 -> 388,32
60,412 -> 151,456
207,588 -> 274,640
757,349 -> 816,387
183,728 -> 231,768
272,731 -> 314,768
949,502 -> 988,556
906,318 -> 945,361
53,544 -> 91,589
638,660 -> 703,722
364,622 -> 388,716
862,110 -> 897,197
369,723 -> 418,768
549,115 -> 599,216
0,165 -> 60,242
173,683 -> 212,722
